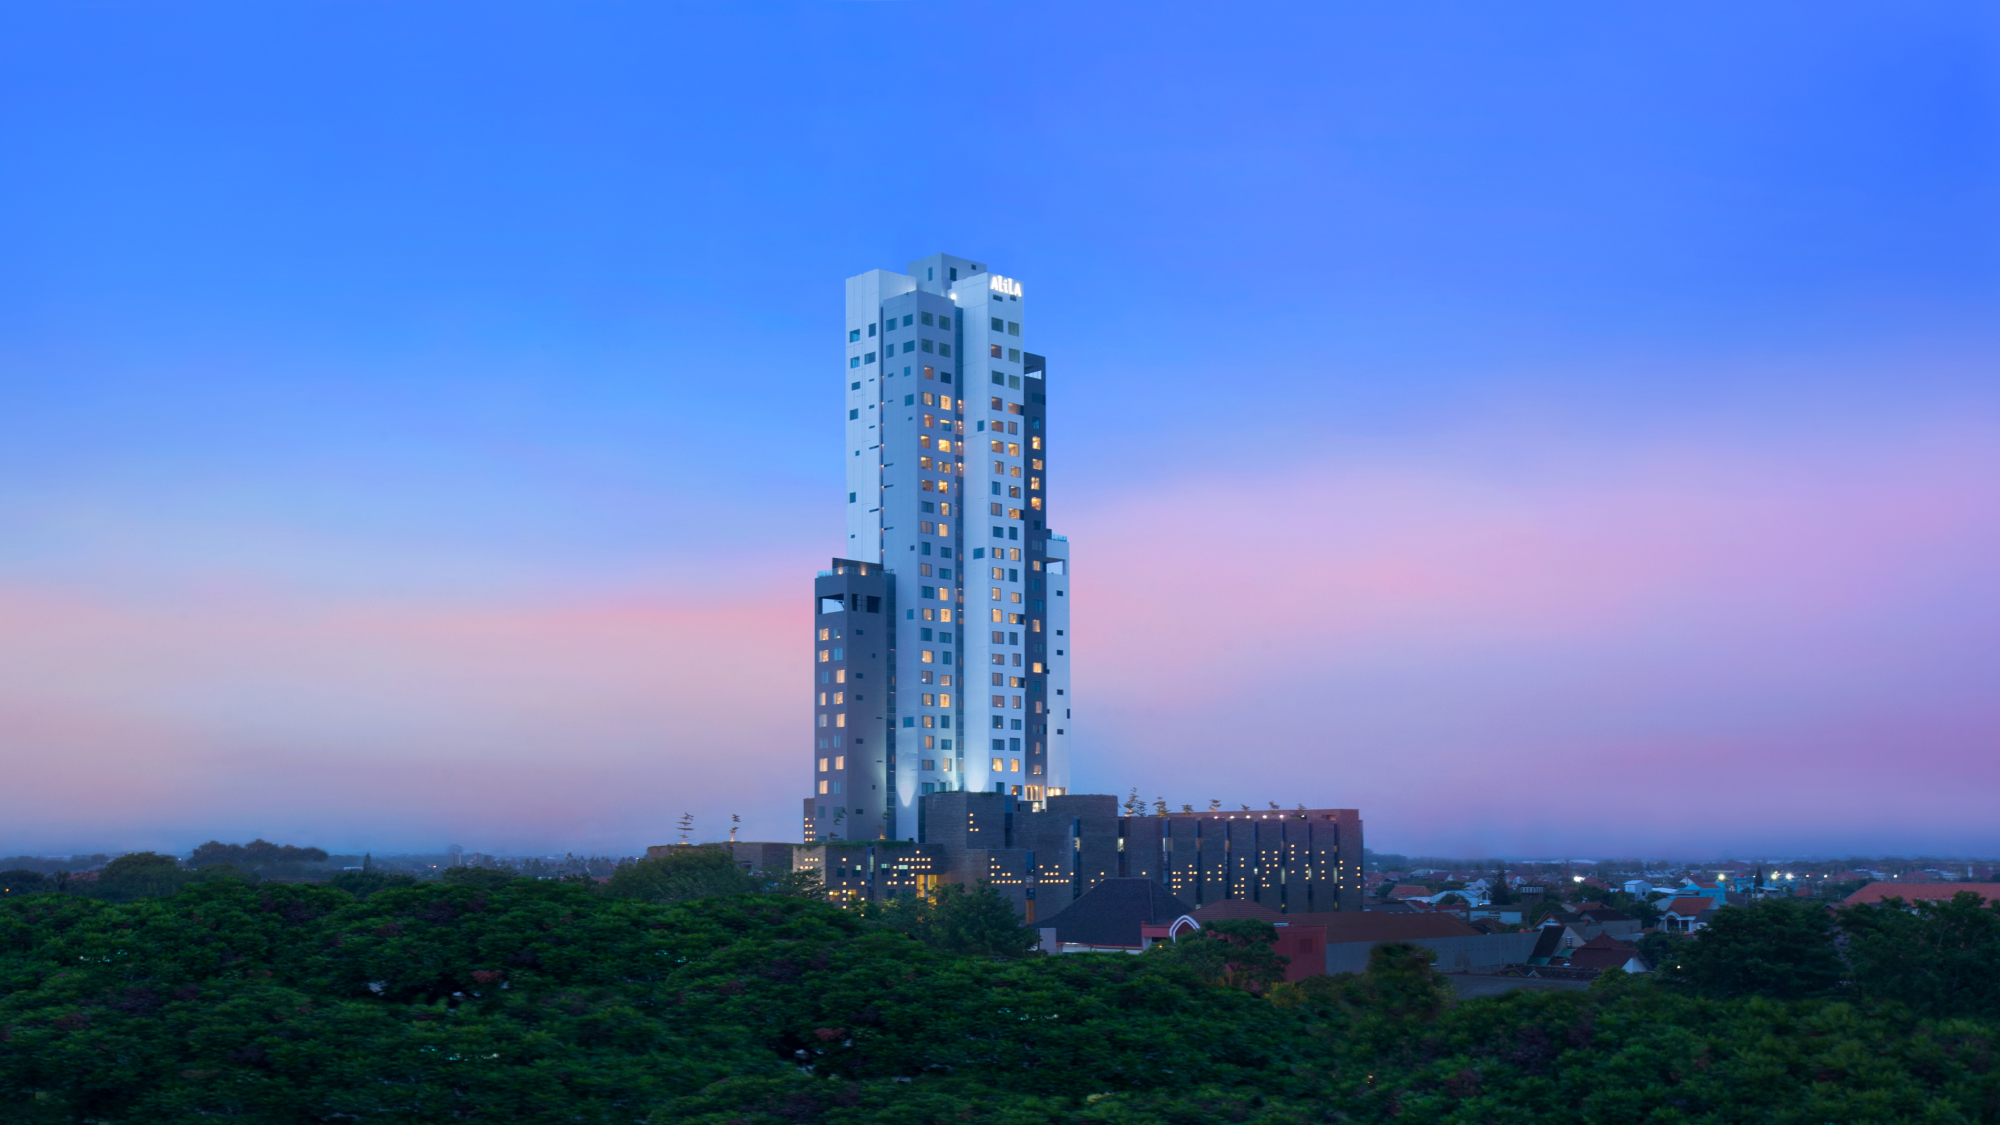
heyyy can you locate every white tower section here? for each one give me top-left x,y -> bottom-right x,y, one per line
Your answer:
835,253 -> 1073,840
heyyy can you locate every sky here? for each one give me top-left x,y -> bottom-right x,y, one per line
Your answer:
2,2 -> 1996,860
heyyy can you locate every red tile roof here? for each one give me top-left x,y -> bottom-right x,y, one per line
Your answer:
1841,882 -> 2000,907
1661,897 -> 1715,917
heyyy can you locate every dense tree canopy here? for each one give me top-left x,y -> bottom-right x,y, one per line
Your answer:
2,877 -> 1999,1123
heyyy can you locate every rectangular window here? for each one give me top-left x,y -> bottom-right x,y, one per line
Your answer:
924,735 -> 936,748
868,324 -> 876,337
1008,485 -> 1020,498
818,649 -> 829,663
921,311 -> 934,326
1008,321 -> 1020,335
922,759 -> 935,771
835,756 -> 844,770
991,672 -> 1004,685
1007,443 -> 1020,456
939,693 -> 951,707
938,439 -> 953,454
865,352 -> 876,364
921,339 -> 935,353
902,315 -> 913,326
939,344 -> 952,357
818,757 -> 829,771
835,714 -> 845,727
991,757 -> 1004,772
1010,758 -> 1020,772
921,435 -> 932,449
939,316 -> 951,329
921,649 -> 934,663
819,780 -> 829,794
990,316 -> 1004,331
1008,348 -> 1020,362
922,715 -> 934,728
990,344 -> 1003,357
990,586 -> 1001,600
849,357 -> 860,369
903,341 -> 915,353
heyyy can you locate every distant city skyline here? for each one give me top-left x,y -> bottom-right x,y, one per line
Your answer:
1,3 -> 1995,857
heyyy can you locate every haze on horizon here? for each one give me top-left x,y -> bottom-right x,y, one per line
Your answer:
2,2 -> 1995,860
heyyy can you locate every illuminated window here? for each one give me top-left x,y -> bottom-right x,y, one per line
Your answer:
819,780 -> 829,794
1029,477 -> 1040,490
818,692 -> 826,705
921,650 -> 935,664
835,714 -> 846,728
991,757 -> 1004,771
990,344 -> 1002,357
920,435 -> 932,449
835,756 -> 844,769
940,396 -> 953,411
923,392 -> 935,406
818,650 -> 829,663
1010,759 -> 1020,772
924,736 -> 935,749
991,654 -> 1004,666
1007,443 -> 1020,456
833,692 -> 843,704
920,456 -> 932,470
990,609 -> 1003,622
938,439 -> 953,454
1030,497 -> 1042,510
818,628 -> 830,641
818,758 -> 829,772
1031,437 -> 1042,450
1008,485 -> 1021,498
1010,592 -> 1022,604
922,716 -> 934,728
923,759 -> 935,770
920,670 -> 934,684
939,693 -> 951,707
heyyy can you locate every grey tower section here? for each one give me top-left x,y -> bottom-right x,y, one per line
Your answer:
803,560 -> 895,842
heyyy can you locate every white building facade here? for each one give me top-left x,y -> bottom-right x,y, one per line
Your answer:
806,253 -> 1073,844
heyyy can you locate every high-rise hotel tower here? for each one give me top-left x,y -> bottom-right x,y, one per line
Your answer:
805,253 -> 1072,844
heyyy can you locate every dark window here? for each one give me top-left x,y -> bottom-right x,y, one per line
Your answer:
849,409 -> 859,419
921,311 -> 934,326
991,317 -> 1004,330
849,329 -> 861,342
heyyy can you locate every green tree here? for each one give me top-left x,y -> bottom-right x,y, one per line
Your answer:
874,882 -> 1039,958
0,868 -> 48,896
1149,918 -> 1289,993
90,852 -> 190,902
1668,898 -> 1843,1000
439,865 -> 520,889
1840,890 -> 2000,1018
602,845 -> 760,904
326,869 -> 420,900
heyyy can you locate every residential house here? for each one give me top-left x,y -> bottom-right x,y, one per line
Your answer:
1660,896 -> 1716,933
1558,933 -> 1651,974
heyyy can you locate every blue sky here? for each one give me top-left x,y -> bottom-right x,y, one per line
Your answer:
2,2 -> 1995,858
